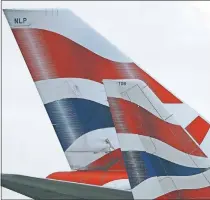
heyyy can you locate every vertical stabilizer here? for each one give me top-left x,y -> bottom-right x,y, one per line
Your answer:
3,9 -> 126,171
4,8 -> 210,172
103,79 -> 210,199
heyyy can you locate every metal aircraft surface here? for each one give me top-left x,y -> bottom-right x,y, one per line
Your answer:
2,8 -> 210,199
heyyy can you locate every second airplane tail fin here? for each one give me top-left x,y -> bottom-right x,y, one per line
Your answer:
103,79 -> 210,199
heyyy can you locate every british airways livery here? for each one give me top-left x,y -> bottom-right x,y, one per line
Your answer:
104,79 -> 210,199
2,8 -> 210,199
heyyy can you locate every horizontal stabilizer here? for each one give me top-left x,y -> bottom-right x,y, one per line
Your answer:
1,174 -> 133,199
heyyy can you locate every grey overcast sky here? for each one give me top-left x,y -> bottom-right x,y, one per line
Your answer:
2,1 -> 210,199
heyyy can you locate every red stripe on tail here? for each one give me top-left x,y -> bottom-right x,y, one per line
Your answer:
186,116 -> 210,144
156,186 -> 210,199
12,28 -> 181,104
87,149 -> 126,171
108,97 -> 206,157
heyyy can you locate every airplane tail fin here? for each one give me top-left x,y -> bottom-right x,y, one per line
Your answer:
3,9 -> 126,171
103,79 -> 210,199
4,8 -> 209,173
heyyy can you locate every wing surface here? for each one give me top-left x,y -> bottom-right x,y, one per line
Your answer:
1,174 -> 133,199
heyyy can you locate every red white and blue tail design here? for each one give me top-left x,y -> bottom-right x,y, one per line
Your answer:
103,79 -> 210,199
4,9 -> 210,174
4,9 -> 125,171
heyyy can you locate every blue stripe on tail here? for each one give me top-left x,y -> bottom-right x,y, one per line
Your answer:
122,151 -> 208,188
45,98 -> 114,151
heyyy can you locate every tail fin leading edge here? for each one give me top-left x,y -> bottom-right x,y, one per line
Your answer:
103,79 -> 210,199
